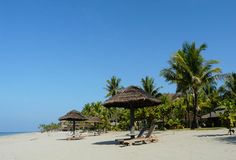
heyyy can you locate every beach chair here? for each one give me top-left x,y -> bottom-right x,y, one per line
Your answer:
66,135 -> 85,140
115,127 -> 146,144
66,131 -> 86,140
122,121 -> 158,146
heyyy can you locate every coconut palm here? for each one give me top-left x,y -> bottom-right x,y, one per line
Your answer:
161,42 -> 221,129
105,76 -> 122,97
220,73 -> 236,100
105,76 -> 122,127
141,76 -> 162,97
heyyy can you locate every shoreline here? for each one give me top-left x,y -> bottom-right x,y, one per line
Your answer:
0,131 -> 40,139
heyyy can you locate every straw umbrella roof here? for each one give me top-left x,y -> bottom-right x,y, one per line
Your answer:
86,117 -> 102,123
59,110 -> 88,121
103,86 -> 161,108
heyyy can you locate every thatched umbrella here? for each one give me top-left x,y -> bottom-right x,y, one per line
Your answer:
59,110 -> 87,136
86,117 -> 102,123
103,86 -> 161,138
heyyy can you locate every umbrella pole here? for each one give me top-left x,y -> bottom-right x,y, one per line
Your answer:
130,107 -> 135,139
72,120 -> 75,136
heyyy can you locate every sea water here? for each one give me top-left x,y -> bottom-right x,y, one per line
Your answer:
0,132 -> 28,137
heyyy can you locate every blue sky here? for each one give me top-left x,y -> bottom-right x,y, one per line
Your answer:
0,0 -> 235,132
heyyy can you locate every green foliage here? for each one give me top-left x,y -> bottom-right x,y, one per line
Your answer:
167,119 -> 182,129
81,102 -> 111,130
219,100 -> 236,128
171,98 -> 186,121
117,109 -> 130,130
156,95 -> 172,129
201,84 -> 221,116
81,101 -> 133,131
39,123 -> 60,132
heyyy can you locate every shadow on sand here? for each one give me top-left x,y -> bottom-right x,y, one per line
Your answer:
56,138 -> 84,141
93,140 -> 117,145
56,139 -> 73,141
197,134 -> 228,137
197,134 -> 236,145
217,136 -> 236,144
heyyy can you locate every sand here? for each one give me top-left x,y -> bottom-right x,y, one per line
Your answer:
0,128 -> 235,160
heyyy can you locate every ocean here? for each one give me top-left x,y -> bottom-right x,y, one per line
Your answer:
0,132 -> 29,137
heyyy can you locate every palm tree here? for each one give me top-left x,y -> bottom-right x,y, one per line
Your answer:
105,76 -> 122,127
141,76 -> 162,97
161,42 -> 221,129
220,73 -> 236,100
105,76 -> 122,97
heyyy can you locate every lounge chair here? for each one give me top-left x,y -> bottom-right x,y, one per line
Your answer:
66,131 -> 86,140
122,120 -> 158,146
66,135 -> 85,140
115,127 -> 146,144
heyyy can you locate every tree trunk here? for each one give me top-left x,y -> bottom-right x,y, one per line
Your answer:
186,95 -> 191,128
228,119 -> 232,135
162,116 -> 165,129
209,112 -> 212,127
191,91 -> 199,129
187,110 -> 191,128
130,107 -> 135,139
185,111 -> 187,127
184,93 -> 191,128
114,109 -> 117,127
72,120 -> 76,136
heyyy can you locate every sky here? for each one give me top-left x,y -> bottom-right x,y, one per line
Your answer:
0,0 -> 235,132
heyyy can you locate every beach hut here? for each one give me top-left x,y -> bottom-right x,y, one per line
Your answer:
201,110 -> 225,127
103,86 -> 161,138
59,110 -> 87,136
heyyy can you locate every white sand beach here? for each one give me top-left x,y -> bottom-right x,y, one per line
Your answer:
0,129 -> 235,160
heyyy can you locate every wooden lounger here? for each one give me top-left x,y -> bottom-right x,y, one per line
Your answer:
123,135 -> 158,146
123,120 -> 158,146
66,133 -> 86,140
115,127 -> 146,144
